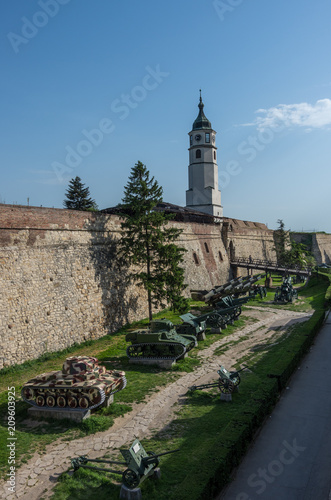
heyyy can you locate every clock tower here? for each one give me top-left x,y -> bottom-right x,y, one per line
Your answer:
186,92 -> 223,217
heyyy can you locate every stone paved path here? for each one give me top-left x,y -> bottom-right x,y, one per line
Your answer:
1,307 -> 311,500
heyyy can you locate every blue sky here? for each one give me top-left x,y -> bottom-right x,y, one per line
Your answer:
1,0 -> 331,232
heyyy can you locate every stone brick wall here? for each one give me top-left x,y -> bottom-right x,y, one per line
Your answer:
291,232 -> 331,265
0,205 -> 229,368
314,234 -> 331,264
222,218 -> 277,267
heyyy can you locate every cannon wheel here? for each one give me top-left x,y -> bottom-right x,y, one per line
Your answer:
122,468 -> 140,489
208,313 -> 223,328
230,372 -> 240,387
218,378 -> 234,394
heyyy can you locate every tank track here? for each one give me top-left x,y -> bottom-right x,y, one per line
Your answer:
126,342 -> 187,361
110,375 -> 127,396
21,386 -> 106,411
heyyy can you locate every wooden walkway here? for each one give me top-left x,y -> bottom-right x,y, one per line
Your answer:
230,257 -> 312,276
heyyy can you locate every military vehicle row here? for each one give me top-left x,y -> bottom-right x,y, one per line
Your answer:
125,274 -> 267,363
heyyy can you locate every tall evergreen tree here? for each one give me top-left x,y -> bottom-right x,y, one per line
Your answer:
274,219 -> 290,265
63,176 -> 98,211
118,161 -> 189,321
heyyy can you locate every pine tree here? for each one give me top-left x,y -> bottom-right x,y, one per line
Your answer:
118,161 -> 189,321
63,177 -> 98,211
274,219 -> 290,265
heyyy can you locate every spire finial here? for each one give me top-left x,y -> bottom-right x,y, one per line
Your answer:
198,89 -> 204,110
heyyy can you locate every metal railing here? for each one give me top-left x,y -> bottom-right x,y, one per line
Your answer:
230,257 -> 312,276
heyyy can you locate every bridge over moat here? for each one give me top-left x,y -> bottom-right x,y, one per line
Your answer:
230,257 -> 312,277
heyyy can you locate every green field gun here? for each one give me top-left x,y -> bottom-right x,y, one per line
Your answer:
177,307 -> 239,334
249,284 -> 267,299
189,365 -> 249,394
176,313 -> 207,338
274,276 -> 298,303
71,439 -> 180,489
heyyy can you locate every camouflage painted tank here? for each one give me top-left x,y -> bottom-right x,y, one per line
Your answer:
126,319 -> 197,361
21,356 -> 127,410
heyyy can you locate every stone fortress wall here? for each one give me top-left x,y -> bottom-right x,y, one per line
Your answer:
0,205 -> 228,368
1,205 -> 330,369
291,232 -> 331,265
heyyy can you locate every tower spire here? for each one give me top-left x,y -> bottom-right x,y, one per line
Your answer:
192,91 -> 211,130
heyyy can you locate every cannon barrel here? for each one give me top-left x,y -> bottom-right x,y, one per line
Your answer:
81,457 -> 127,465
230,365 -> 250,377
142,448 -> 180,463
75,464 -> 122,474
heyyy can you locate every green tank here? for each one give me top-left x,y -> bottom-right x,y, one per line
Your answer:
126,319 -> 197,361
21,356 -> 127,410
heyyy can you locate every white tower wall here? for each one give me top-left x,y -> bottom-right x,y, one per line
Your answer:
186,96 -> 223,218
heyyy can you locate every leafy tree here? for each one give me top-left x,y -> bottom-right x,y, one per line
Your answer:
118,161 -> 189,321
63,176 -> 98,211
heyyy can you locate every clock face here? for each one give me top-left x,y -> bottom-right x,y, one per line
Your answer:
195,134 -> 201,141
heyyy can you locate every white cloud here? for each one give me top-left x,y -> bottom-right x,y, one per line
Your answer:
243,99 -> 331,131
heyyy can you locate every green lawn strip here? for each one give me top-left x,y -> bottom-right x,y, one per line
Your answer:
51,276 -> 329,500
52,376 -> 279,500
246,273 -> 328,312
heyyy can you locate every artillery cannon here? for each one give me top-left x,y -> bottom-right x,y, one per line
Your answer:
189,365 -> 249,394
179,305 -> 241,332
274,276 -> 298,303
71,439 -> 180,489
176,313 -> 207,339
204,277 -> 243,304
205,275 -> 264,304
234,274 -> 264,296
126,319 -> 196,361
249,285 -> 267,299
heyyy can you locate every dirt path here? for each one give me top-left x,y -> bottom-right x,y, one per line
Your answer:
1,307 -> 312,500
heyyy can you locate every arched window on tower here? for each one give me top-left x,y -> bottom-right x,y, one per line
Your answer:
214,151 -> 216,160
196,149 -> 201,159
